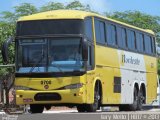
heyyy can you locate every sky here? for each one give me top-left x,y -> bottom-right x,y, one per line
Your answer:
0,0 -> 160,16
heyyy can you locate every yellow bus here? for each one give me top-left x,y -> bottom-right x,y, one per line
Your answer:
2,10 -> 157,113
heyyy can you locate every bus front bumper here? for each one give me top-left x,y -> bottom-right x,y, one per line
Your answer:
16,89 -> 85,105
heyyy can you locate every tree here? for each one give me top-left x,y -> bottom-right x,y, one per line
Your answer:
14,3 -> 38,17
65,0 -> 90,11
0,11 -> 17,23
0,22 -> 15,76
40,2 -> 65,12
40,0 -> 91,12
106,11 -> 160,43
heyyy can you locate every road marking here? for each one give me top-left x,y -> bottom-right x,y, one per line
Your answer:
43,110 -> 78,113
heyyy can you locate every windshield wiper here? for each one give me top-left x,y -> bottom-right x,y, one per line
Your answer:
51,61 -> 64,73
29,55 -> 44,73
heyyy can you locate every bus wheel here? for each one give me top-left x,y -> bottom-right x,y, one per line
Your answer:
137,88 -> 144,110
30,104 -> 44,113
77,105 -> 86,112
86,83 -> 100,112
119,105 -> 128,111
128,87 -> 138,111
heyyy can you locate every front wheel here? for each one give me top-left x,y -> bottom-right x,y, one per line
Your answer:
77,83 -> 101,112
86,84 -> 101,112
30,104 -> 44,113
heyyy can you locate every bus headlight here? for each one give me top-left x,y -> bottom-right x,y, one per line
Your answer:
15,86 -> 30,90
63,83 -> 83,89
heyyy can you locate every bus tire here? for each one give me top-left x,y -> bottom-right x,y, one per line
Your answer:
137,88 -> 144,110
30,104 -> 44,113
77,105 -> 86,112
128,87 -> 138,111
119,105 -> 128,111
86,83 -> 100,112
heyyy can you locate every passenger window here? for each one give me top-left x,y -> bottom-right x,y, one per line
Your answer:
136,33 -> 144,53
152,37 -> 156,55
127,30 -> 136,51
117,27 -> 127,49
95,19 -> 106,44
107,24 -> 116,46
87,45 -> 95,70
144,35 -> 152,54
85,18 -> 93,41
87,46 -> 92,66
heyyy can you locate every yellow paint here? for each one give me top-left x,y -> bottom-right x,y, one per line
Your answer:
144,56 -> 157,104
15,75 -> 87,105
95,45 -> 121,104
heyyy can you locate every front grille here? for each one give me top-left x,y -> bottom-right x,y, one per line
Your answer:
34,93 -> 61,101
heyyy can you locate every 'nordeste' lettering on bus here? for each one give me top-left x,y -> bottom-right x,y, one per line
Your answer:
122,55 -> 140,65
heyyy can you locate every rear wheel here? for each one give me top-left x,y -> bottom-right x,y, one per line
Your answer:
119,105 -> 128,111
137,88 -> 145,110
30,104 -> 44,113
119,87 -> 138,111
128,87 -> 138,111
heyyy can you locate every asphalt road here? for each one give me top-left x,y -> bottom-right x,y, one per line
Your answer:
0,108 -> 160,120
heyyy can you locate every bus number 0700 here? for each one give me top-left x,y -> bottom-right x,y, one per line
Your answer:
41,80 -> 51,85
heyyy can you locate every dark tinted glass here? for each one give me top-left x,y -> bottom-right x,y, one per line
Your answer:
152,37 -> 156,54
144,35 -> 152,54
95,19 -> 106,44
16,20 -> 84,36
107,24 -> 116,46
85,18 -> 93,41
117,27 -> 127,49
136,33 -> 144,53
127,30 -> 136,50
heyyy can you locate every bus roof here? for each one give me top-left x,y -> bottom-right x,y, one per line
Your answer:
18,10 -> 155,35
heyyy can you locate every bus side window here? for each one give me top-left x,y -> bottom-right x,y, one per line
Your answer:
87,46 -> 92,66
117,27 -> 127,49
94,19 -> 106,44
127,30 -> 136,51
152,37 -> 156,55
87,44 -> 95,70
136,33 -> 144,53
85,18 -> 93,41
107,24 -> 116,46
144,35 -> 152,54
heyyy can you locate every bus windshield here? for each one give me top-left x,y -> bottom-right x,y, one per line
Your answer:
16,38 -> 84,73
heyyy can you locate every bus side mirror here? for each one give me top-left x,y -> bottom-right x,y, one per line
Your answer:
1,37 -> 14,64
82,39 -> 88,61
